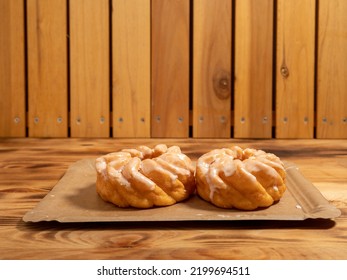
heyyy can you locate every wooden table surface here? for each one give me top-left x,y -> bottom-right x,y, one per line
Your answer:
0,138 -> 346,260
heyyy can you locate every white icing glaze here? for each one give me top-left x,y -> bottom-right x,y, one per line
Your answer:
243,160 -> 261,173
222,159 -> 236,176
173,152 -> 188,161
128,160 -> 156,190
122,148 -> 143,159
207,166 -> 223,200
244,159 -> 279,179
108,167 -> 131,188
137,146 -> 152,159
240,167 -> 257,183
153,144 -> 167,156
95,159 -> 106,172
167,146 -> 181,154
140,159 -> 178,183
197,160 -> 209,174
155,157 -> 191,177
258,156 -> 284,170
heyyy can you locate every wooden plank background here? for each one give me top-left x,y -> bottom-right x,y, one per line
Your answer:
152,0 -> 190,138
234,0 -> 273,138
113,0 -> 151,138
193,0 -> 232,138
27,0 -> 68,137
276,0 -> 315,139
0,0 -> 346,139
69,0 -> 110,137
317,0 -> 347,138
0,0 -> 26,137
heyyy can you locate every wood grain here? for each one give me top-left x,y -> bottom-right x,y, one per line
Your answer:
27,0 -> 68,137
112,0 -> 150,138
234,0 -> 273,138
193,0 -> 232,138
69,0 -> 110,137
0,0 -> 26,137
151,0 -> 190,137
317,0 -> 347,138
276,0 -> 315,138
1,138 -> 346,259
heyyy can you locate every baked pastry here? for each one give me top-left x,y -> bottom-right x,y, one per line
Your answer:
96,144 -> 195,208
196,146 -> 286,210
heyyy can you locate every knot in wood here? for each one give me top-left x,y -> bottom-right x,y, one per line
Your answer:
219,78 -> 229,89
280,66 -> 289,78
213,70 -> 231,100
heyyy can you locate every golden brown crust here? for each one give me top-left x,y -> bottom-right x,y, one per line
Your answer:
95,144 -> 195,208
196,146 -> 286,210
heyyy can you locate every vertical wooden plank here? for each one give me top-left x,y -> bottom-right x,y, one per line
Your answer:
113,0 -> 150,138
317,0 -> 347,138
70,0 -> 110,137
276,0 -> 315,138
193,0 -> 232,138
27,0 -> 68,137
234,0 -> 273,138
0,0 -> 25,137
152,0 -> 190,137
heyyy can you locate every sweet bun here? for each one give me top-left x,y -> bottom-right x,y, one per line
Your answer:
96,144 -> 195,208
196,146 -> 286,210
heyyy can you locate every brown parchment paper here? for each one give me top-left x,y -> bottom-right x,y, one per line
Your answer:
23,159 -> 341,223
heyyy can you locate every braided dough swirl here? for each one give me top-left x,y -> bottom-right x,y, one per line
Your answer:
196,146 -> 286,210
96,144 -> 195,208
